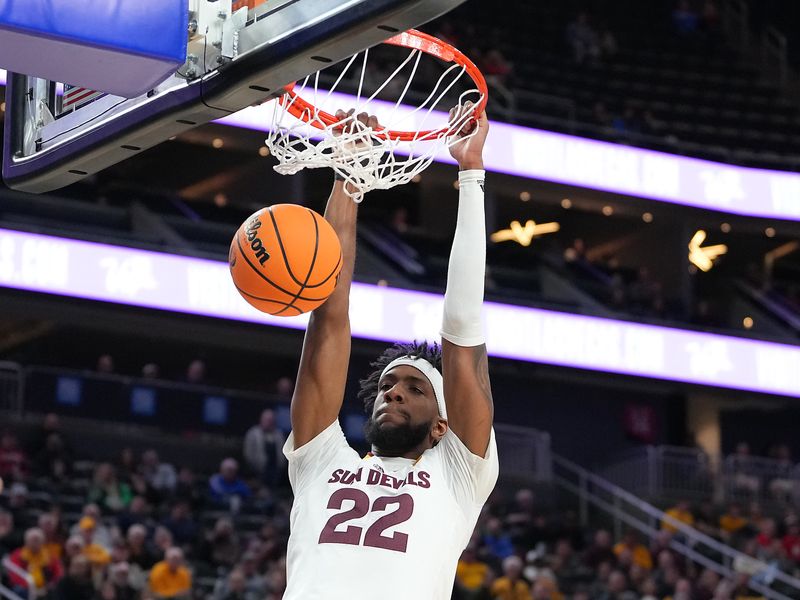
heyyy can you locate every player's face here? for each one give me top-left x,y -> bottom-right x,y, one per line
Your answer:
365,365 -> 440,456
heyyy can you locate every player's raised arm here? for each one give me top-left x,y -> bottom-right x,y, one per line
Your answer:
440,108 -> 493,457
290,111 -> 375,448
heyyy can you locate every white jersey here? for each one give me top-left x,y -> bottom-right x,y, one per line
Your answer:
282,419 -> 499,600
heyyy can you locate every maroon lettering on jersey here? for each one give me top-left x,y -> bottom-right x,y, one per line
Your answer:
328,468 -> 345,484
367,469 -> 382,485
416,471 -> 431,488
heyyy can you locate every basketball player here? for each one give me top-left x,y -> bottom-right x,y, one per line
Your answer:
283,105 -> 497,600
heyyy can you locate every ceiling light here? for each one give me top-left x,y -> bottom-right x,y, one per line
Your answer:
742,316 -> 754,329
642,212 -> 653,223
212,138 -> 224,149
411,174 -> 422,183
214,193 -> 227,207
765,227 -> 776,238
602,206 -> 613,216
721,223 -> 731,233
519,191 -> 531,202
561,198 -> 572,209
258,146 -> 270,157
688,230 -> 727,272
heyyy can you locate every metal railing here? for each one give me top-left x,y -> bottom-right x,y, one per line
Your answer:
1,557 -> 35,600
602,445 -> 800,509
0,362 -> 24,415
494,423 -> 552,483
601,445 -> 716,503
554,454 -> 800,600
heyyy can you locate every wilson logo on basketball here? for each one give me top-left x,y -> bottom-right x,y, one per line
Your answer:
245,217 -> 270,265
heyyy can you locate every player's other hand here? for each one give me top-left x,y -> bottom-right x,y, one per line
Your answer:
334,109 -> 380,142
448,101 -> 488,171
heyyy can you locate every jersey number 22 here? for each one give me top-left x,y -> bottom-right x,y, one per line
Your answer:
318,488 -> 414,553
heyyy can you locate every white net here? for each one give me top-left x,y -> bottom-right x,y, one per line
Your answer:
264,33 -> 486,202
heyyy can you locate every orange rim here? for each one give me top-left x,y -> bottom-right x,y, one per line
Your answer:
280,29 -> 488,142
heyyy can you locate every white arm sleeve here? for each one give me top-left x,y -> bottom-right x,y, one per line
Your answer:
440,169 -> 486,347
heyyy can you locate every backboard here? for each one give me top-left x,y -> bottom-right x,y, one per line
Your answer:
2,0 -> 468,193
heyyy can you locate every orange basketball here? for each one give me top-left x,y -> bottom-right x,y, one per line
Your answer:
229,204 -> 342,316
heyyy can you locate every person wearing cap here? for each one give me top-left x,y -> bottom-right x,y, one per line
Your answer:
78,516 -> 111,568
281,107 -> 497,600
148,547 -> 192,599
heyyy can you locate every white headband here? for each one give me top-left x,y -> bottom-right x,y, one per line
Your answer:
379,356 -> 447,420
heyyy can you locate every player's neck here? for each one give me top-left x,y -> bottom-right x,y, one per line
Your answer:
370,441 -> 431,460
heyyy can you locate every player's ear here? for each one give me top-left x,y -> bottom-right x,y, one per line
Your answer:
431,417 -> 448,443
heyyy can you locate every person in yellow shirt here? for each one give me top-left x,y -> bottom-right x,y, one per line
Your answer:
490,555 -> 529,600
719,503 -> 748,539
613,530 -> 653,570
662,500 -> 694,534
149,547 -> 192,599
456,544 -> 491,598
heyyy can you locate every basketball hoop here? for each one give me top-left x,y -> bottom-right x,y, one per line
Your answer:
265,29 -> 488,202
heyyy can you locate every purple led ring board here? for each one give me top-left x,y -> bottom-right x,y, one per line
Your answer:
0,227 -> 797,397
219,91 -> 800,222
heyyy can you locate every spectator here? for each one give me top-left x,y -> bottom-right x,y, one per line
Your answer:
33,432 -> 72,487
613,530 -> 653,570
243,409 -> 287,487
38,513 -> 65,562
117,495 -> 153,534
782,517 -> 800,564
566,12 -> 600,64
719,503 -> 748,541
148,547 -> 191,600
482,517 -> 515,562
55,554 -> 94,600
126,524 -> 158,571
208,458 -> 251,511
88,463 -> 133,513
696,569 -> 720,600
0,510 -> 22,556
96,354 -> 115,374
99,561 -> 139,600
599,570 -> 638,600
198,517 -> 240,570
174,466 -> 202,510
672,0 -> 699,35
70,504 -> 113,550
727,442 -> 760,497
584,529 -> 617,569
0,430 -> 28,482
489,555 -> 529,600
141,363 -> 161,379
767,444 -> 793,503
152,526 -> 175,560
8,527 -> 64,597
161,501 -> 198,548
185,359 -> 206,384
27,413 -> 72,456
668,577 -> 694,600
455,543 -> 492,600
5,482 -> 34,529
78,517 -> 112,569
139,449 -> 177,502
662,500 -> 694,534
63,535 -> 85,570
212,568 -> 249,600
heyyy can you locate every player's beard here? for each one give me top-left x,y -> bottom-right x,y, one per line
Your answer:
364,415 -> 431,456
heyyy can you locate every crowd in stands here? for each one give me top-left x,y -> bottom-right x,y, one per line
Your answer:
2,407 -> 800,599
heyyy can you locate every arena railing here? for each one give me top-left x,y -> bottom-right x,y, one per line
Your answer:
0,362 -> 24,415
0,557 -> 35,600
602,445 -> 800,511
600,445 -> 716,504
554,454 -> 800,600
494,423 -> 552,484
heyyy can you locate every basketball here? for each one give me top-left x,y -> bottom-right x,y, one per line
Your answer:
229,204 -> 342,316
